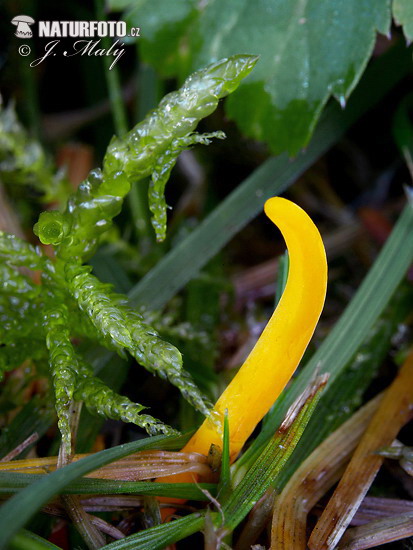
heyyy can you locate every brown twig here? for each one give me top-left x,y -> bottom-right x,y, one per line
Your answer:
0,433 -> 39,462
0,449 -> 211,480
338,512 -> 413,549
42,502 -> 125,540
351,496 -> 413,526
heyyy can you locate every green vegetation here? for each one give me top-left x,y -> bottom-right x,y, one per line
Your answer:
0,1 -> 412,548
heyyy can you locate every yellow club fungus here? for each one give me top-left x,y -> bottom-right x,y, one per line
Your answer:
182,196 -> 328,462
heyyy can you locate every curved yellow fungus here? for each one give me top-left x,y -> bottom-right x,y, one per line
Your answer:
182,196 -> 327,462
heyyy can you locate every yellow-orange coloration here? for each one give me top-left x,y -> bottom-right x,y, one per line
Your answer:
182,197 -> 328,462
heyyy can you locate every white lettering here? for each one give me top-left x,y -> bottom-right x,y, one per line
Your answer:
89,21 -> 98,37
79,22 -> 88,37
30,40 -> 60,66
49,21 -> 62,37
59,21 -> 69,37
68,21 -> 77,37
38,21 -> 50,37
116,21 -> 126,37
97,21 -> 107,37
36,20 -> 130,39
61,39 -> 125,70
107,21 -> 116,36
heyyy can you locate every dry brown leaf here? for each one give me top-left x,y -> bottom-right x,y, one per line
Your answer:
0,450 -> 211,480
338,512 -> 413,549
270,395 -> 382,549
308,349 -> 413,550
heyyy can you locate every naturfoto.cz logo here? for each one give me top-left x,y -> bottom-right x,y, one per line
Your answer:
11,15 -> 140,70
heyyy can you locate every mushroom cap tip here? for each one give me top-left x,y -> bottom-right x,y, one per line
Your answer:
11,15 -> 35,24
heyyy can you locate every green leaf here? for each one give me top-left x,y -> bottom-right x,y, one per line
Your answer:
0,432 -> 191,548
0,472 -> 217,500
104,54 -> 257,241
75,352 -> 129,453
43,305 -> 78,453
148,130 -> 225,241
0,232 -> 45,270
103,513 -> 205,550
129,42 -> 413,310
393,0 -> 413,41
74,374 -> 178,436
108,0 -> 134,11
37,57 -> 255,257
44,168 -> 125,261
66,263 -> 213,417
124,0 -> 198,76
10,56 -> 255,451
124,0 -> 392,154
9,530 -> 62,550
0,263 -> 40,297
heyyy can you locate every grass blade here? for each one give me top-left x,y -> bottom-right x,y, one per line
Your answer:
217,412 -> 231,495
221,376 -> 327,531
9,529 -> 62,550
102,513 -> 205,550
0,473 -> 217,500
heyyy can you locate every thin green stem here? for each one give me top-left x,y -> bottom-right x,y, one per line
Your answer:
128,53 -> 164,244
129,180 -> 154,248
95,0 -> 128,136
